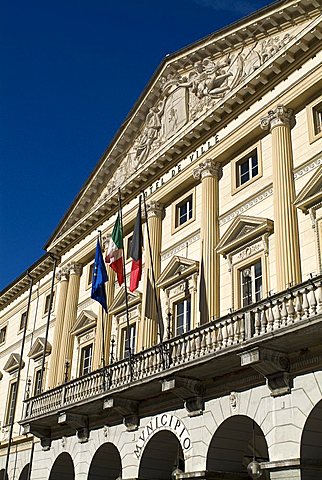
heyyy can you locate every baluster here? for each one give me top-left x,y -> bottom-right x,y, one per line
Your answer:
228,318 -> 234,345
177,339 -> 183,363
316,282 -> 322,314
191,334 -> 196,359
184,337 -> 190,362
267,303 -> 274,332
287,295 -> 295,323
216,325 -> 223,350
254,308 -> 261,335
239,315 -> 245,341
294,290 -> 302,321
195,332 -> 201,358
201,329 -> 207,354
302,289 -> 310,318
280,298 -> 288,326
260,307 -> 267,334
233,316 -> 239,344
309,286 -> 317,316
206,327 -> 213,352
273,303 -> 281,329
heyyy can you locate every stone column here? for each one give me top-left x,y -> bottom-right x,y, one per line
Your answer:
92,268 -> 115,370
47,267 -> 69,388
140,201 -> 164,350
56,262 -> 83,384
193,159 -> 222,321
261,105 -> 301,291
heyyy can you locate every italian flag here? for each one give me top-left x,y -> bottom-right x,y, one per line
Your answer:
105,214 -> 124,286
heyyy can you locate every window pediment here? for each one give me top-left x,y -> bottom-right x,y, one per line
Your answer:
217,215 -> 274,257
295,165 -> 322,213
109,287 -> 141,315
157,256 -> 199,289
4,353 -> 25,374
28,337 -> 52,360
71,310 -> 97,336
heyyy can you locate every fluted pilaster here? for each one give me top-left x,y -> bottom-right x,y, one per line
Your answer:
261,105 -> 301,290
47,267 -> 69,388
56,262 -> 82,384
140,201 -> 164,349
193,159 -> 222,321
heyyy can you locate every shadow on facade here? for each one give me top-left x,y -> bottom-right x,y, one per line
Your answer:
301,399 -> 322,479
0,470 -> 8,480
139,430 -> 184,480
207,415 -> 269,479
87,442 -> 122,480
18,464 -> 30,480
49,452 -> 75,480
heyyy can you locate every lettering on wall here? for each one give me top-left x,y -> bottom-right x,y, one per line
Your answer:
134,413 -> 192,459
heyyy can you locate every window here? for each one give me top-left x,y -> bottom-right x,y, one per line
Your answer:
44,291 -> 55,315
174,297 -> 191,336
126,235 -> 133,260
19,312 -> 28,332
240,260 -> 262,307
0,326 -> 7,344
237,149 -> 258,187
79,344 -> 93,376
33,369 -> 43,396
307,96 -> 322,143
5,381 -> 17,426
121,324 -> 136,359
87,262 -> 94,287
176,194 -> 193,227
312,101 -> 322,135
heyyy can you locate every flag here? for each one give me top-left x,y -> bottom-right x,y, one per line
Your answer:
129,199 -> 143,292
105,214 -> 124,286
91,238 -> 108,312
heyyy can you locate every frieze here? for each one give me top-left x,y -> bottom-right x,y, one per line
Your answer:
161,233 -> 200,261
294,157 -> 321,179
219,187 -> 273,226
234,242 -> 261,262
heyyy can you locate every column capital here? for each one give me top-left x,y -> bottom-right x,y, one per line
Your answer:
56,267 -> 69,282
260,105 -> 296,131
66,262 -> 83,276
144,201 -> 165,220
193,159 -> 223,181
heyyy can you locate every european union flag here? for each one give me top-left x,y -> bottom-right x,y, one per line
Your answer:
91,239 -> 108,312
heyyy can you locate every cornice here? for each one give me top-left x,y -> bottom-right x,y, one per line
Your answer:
45,11 -> 322,257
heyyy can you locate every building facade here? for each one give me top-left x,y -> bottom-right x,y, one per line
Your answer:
1,1 -> 322,478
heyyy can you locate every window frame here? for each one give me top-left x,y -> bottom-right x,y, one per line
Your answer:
33,368 -> 43,397
19,311 -> 28,333
233,252 -> 268,310
86,261 -> 95,289
172,188 -> 196,234
79,342 -> 93,376
307,95 -> 322,144
43,290 -> 55,317
240,260 -> 263,307
120,323 -> 137,360
231,142 -> 262,195
0,325 -> 7,345
173,296 -> 192,337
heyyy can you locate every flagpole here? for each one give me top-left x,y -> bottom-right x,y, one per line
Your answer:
118,188 -> 133,380
4,273 -> 34,480
98,231 -> 106,370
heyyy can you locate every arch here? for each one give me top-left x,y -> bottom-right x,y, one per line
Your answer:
0,470 -> 9,480
139,430 -> 184,480
301,399 -> 322,479
18,464 -> 30,480
87,442 -> 122,480
207,415 -> 269,479
49,452 -> 75,480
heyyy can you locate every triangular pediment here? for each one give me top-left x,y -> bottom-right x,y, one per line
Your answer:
28,337 -> 52,360
157,256 -> 199,289
295,166 -> 322,212
71,310 -> 97,336
4,353 -> 25,374
217,215 -> 274,256
109,286 -> 141,315
44,6 -> 320,256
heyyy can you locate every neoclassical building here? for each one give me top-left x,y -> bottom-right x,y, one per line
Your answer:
1,0 -> 322,479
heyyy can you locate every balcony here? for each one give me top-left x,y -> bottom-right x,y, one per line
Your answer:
21,275 -> 322,447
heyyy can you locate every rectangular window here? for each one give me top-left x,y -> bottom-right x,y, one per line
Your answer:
240,260 -> 262,307
313,101 -> 322,135
87,262 -> 94,287
44,291 -> 55,315
175,194 -> 193,227
19,312 -> 28,332
5,381 -> 17,426
0,326 -> 7,344
174,297 -> 191,336
122,324 -> 136,359
126,235 -> 133,260
237,149 -> 258,187
79,344 -> 93,376
33,369 -> 43,396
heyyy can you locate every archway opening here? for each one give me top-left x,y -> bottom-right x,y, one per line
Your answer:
301,399 -> 322,479
49,452 -> 75,480
139,430 -> 184,480
87,443 -> 122,480
18,464 -> 30,480
207,415 -> 269,479
0,470 -> 9,480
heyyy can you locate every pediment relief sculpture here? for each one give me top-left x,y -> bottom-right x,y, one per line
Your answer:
157,256 -> 199,290
71,310 -> 97,336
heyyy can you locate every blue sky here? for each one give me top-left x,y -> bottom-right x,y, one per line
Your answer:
0,0 -> 273,290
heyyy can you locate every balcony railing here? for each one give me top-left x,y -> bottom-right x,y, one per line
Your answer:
23,275 -> 322,421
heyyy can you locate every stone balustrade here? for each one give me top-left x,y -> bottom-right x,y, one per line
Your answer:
23,275 -> 322,421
